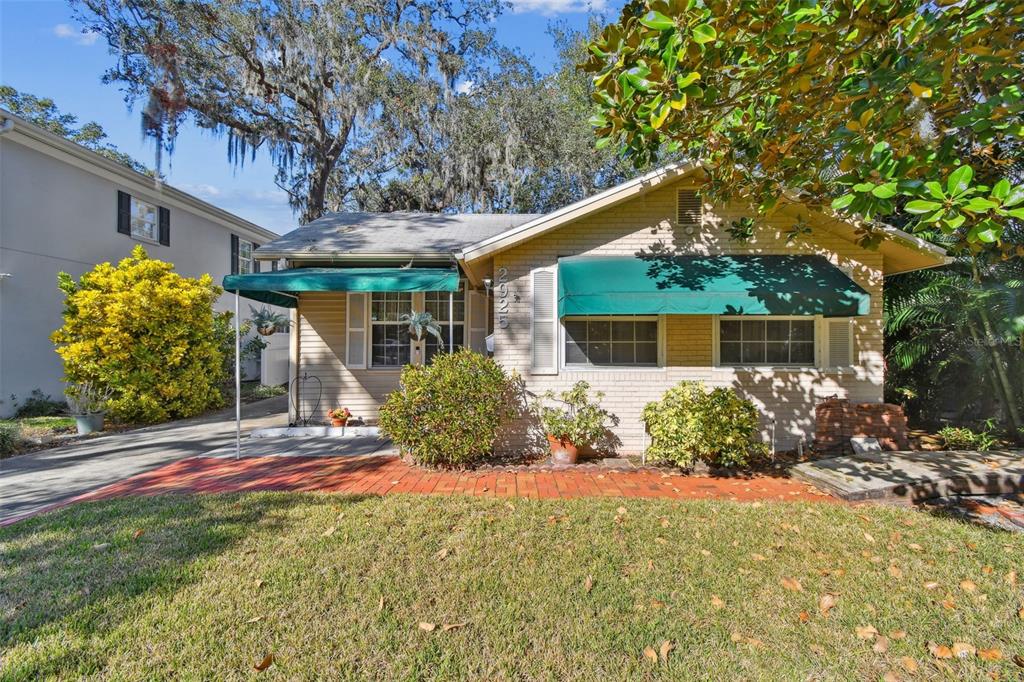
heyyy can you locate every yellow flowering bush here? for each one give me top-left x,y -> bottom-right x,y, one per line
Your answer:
52,246 -> 225,423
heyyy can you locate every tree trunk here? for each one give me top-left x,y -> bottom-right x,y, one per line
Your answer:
970,258 -> 1023,434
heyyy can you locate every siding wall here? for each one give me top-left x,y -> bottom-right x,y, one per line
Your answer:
492,178 -> 885,453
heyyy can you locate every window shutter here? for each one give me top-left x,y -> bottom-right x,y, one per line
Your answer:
677,190 -> 701,227
158,206 -> 170,246
230,234 -> 239,274
253,248 -> 261,273
531,269 -> 557,374
117,191 -> 131,235
271,260 -> 279,272
827,318 -> 853,367
467,289 -> 488,354
346,292 -> 367,369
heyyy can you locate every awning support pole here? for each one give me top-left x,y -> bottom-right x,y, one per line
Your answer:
235,291 -> 241,460
449,291 -> 454,353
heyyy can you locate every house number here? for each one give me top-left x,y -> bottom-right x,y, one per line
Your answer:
495,267 -> 510,329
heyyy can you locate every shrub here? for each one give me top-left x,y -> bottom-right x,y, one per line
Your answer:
642,381 -> 767,468
532,381 -> 612,448
12,389 -> 66,418
379,349 -> 520,467
938,424 -> 999,450
52,245 -> 225,423
0,422 -> 21,456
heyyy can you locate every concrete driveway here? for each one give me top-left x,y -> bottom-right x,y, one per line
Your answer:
0,396 -> 288,524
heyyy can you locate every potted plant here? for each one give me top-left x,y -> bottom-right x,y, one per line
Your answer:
248,305 -> 291,336
532,381 -> 612,465
399,311 -> 443,364
328,407 -> 351,427
66,381 -> 112,435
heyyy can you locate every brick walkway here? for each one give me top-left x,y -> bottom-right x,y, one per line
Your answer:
60,455 -> 832,506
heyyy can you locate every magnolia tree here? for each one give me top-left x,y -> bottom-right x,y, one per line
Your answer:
581,0 -> 1024,256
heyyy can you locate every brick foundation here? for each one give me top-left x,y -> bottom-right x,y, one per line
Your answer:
814,398 -> 908,455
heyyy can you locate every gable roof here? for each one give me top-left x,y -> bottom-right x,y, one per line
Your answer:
0,109 -> 277,243
254,211 -> 540,259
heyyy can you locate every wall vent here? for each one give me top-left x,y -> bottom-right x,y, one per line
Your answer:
677,190 -> 702,227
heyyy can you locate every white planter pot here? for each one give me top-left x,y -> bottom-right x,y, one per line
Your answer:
74,413 -> 105,435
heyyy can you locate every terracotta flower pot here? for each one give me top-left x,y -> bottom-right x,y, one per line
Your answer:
331,417 -> 348,427
547,434 -> 579,465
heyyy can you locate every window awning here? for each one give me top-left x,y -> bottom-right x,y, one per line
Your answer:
557,255 -> 871,318
222,267 -> 461,308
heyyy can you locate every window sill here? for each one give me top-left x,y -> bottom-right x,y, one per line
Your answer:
130,234 -> 161,246
561,365 -> 666,373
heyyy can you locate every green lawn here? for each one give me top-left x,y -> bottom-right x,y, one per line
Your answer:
1,494 -> 1021,680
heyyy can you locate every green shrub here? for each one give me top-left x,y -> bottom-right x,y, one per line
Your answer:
642,381 -> 767,468
52,246 -> 225,423
379,349 -> 520,468
937,424 -> 999,450
0,422 -> 21,456
12,389 -> 67,418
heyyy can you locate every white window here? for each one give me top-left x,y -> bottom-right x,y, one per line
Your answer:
563,316 -> 660,367
423,289 -> 465,364
370,292 -> 412,367
237,239 -> 254,274
719,317 -> 815,366
130,197 -> 158,241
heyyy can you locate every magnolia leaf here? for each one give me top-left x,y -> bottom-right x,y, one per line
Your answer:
928,641 -> 953,658
639,11 -> 675,30
855,624 -> 878,640
963,197 -> 997,212
442,622 -> 467,632
832,194 -> 855,210
978,648 -> 1002,661
909,82 -> 933,98
677,71 -> 701,89
818,593 -> 838,616
659,639 -> 674,662
991,178 -> 1011,201
781,577 -> 803,592
1003,185 -> 1024,207
692,24 -> 717,44
643,646 -> 658,664
873,635 -> 890,653
710,595 -> 725,609
924,181 -> 946,200
905,199 -> 942,214
871,183 -> 898,199
584,575 -> 594,592
419,622 -> 436,632
254,654 -> 274,671
947,165 -> 974,196
669,93 -> 687,111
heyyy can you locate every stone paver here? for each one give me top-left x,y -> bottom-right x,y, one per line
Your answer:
21,454 -> 833,516
791,449 -> 1024,502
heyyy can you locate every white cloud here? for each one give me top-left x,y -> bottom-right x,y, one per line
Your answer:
454,80 -> 475,95
179,183 -> 223,199
53,23 -> 100,46
507,0 -> 608,14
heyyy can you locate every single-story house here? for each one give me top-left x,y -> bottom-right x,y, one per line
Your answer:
225,163 -> 947,453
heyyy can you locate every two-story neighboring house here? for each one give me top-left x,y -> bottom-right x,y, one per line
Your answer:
0,109 -> 286,416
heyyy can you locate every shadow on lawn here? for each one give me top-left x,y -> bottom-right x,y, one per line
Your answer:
0,491 -> 371,651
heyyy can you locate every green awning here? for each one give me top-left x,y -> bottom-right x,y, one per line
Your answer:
223,267 -> 460,308
557,255 -> 870,317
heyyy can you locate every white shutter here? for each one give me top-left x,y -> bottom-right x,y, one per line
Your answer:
346,292 -> 367,369
531,269 -> 557,374
467,289 -> 488,354
677,189 -> 702,227
827,318 -> 853,367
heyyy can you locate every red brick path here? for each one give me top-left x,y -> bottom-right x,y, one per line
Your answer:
65,455 -> 832,506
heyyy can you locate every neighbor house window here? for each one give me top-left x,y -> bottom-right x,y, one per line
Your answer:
237,239 -> 254,274
131,197 -> 158,241
370,292 -> 412,367
719,318 -> 815,365
423,288 -> 465,364
564,316 -> 659,367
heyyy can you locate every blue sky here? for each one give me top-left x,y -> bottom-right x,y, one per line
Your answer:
0,0 -> 619,234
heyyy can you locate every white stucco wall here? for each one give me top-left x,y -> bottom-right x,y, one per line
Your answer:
0,129 -> 282,416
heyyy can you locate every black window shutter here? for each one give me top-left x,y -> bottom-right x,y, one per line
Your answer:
158,207 -> 170,246
253,249 -> 261,273
117,191 -> 131,235
230,234 -> 239,274
271,260 -> 279,271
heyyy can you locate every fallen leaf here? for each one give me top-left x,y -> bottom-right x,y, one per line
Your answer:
91,543 -> 110,551
322,526 -> 336,537
745,637 -> 765,648
818,593 -> 838,617
952,642 -> 976,659
799,610 -> 810,623
900,656 -> 919,672
888,565 -> 903,579
435,547 -> 450,560
908,543 -> 923,551
245,615 -> 264,623
649,599 -> 665,610
442,622 -> 466,632
941,597 -> 957,610
781,577 -> 803,592
889,629 -> 907,640
978,648 -> 1002,661
378,596 -> 385,611
928,641 -> 953,659
584,575 -> 593,593
660,517 -> 671,528
659,639 -> 674,663
700,549 -> 711,557
1005,570 -> 1017,586
255,579 -> 265,590
655,537 -> 667,545
960,580 -> 977,592
873,635 -> 890,653
923,581 -> 940,590
643,646 -> 658,664
855,625 -> 878,640
418,622 -> 436,632
864,532 -> 876,544
132,529 -> 145,540
730,632 -> 744,642
982,565 -> 993,574
751,553 -> 767,561
710,595 -> 724,609
617,506 -> 627,515
1018,606 -> 1024,620
882,672 -> 899,682
254,654 -> 274,671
